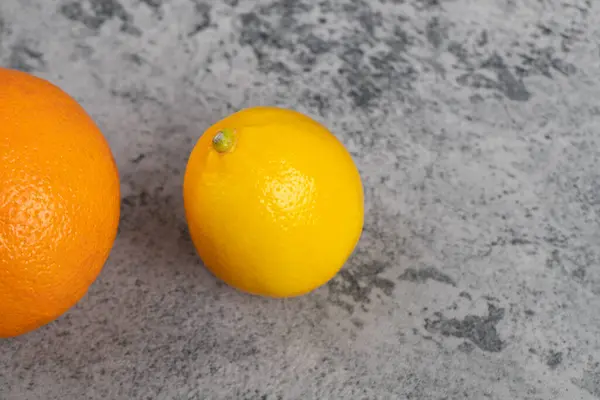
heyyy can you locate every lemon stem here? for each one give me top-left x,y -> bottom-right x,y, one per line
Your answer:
212,128 -> 237,153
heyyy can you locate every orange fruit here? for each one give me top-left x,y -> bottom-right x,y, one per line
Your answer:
0,68 -> 120,338
183,107 -> 364,297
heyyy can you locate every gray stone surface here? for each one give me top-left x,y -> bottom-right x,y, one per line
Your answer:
1,0 -> 600,399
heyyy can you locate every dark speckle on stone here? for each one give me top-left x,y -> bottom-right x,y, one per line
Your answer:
536,23 -> 553,36
459,291 -> 472,301
373,277 -> 395,296
188,3 -> 211,36
351,318 -> 365,329
457,341 -> 475,353
477,30 -> 488,46
516,46 -> 577,78
572,266 -> 586,280
125,53 -> 144,65
121,195 -> 135,208
388,26 -> 411,53
426,17 -> 445,48
302,34 -> 331,55
339,44 -> 362,65
457,72 -> 499,92
60,2 -> 90,25
545,249 -> 561,269
343,75 -> 379,108
424,303 -> 506,352
327,261 -> 395,313
59,0 -> 140,35
356,10 -> 378,37
546,350 -> 563,369
577,361 -> 600,398
140,0 -> 162,11
0,16 -> 6,42
416,0 -> 441,8
482,295 -> 499,302
238,11 -> 290,75
509,237 -> 531,245
481,53 -> 531,101
550,57 -> 577,76
448,40 -> 469,65
131,153 -> 146,164
8,43 -> 45,72
337,270 -> 369,303
300,90 -> 330,117
399,267 -> 456,287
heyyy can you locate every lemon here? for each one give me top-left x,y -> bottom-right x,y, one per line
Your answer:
183,107 -> 364,297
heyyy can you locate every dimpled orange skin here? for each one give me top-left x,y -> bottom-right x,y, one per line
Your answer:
0,68 -> 120,338
183,107 -> 364,297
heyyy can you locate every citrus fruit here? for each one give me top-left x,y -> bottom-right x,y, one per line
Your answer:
0,68 -> 120,338
183,107 -> 364,297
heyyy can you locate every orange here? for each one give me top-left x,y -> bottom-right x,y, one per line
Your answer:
183,107 -> 364,297
0,68 -> 120,338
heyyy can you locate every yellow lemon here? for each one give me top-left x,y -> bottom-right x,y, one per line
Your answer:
183,107 -> 364,297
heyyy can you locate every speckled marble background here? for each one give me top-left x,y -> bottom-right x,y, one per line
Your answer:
1,0 -> 600,399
